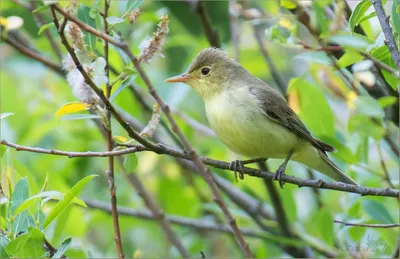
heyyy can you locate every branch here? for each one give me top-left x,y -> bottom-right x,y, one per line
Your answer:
334,220 -> 399,228
253,27 -> 287,95
2,140 -> 399,198
228,0 -> 240,61
101,0 -> 124,257
194,1 -> 221,48
371,0 -> 400,71
1,35 -> 63,76
83,199 -> 273,240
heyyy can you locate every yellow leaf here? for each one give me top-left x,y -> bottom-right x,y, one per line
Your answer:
55,102 -> 90,117
346,91 -> 358,111
133,249 -> 142,259
279,17 -> 294,30
281,0 -> 297,9
288,88 -> 301,113
0,17 -> 7,27
113,136 -> 128,143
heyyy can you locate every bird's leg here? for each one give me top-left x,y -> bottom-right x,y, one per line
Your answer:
229,157 -> 269,182
273,149 -> 294,189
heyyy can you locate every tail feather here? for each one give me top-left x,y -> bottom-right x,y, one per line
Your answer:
318,151 -> 358,185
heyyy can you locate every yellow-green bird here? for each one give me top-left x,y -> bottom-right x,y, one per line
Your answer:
165,48 -> 358,186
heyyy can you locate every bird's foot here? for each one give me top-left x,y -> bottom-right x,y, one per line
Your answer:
229,160 -> 245,182
273,164 -> 287,189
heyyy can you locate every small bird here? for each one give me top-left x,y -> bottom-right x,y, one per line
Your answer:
165,48 -> 358,187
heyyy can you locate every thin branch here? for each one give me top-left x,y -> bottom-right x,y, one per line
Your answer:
102,0 -> 124,257
28,1 -> 63,61
194,1 -> 221,48
1,35 -> 63,76
122,168 -> 191,257
2,139 -> 399,198
83,199 -> 271,240
334,220 -> 399,228
371,0 -> 400,71
253,27 -> 287,95
377,142 -> 395,189
259,162 -> 306,258
229,0 -> 240,61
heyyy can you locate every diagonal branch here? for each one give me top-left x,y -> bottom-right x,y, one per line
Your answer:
334,220 -> 399,228
371,0 -> 400,71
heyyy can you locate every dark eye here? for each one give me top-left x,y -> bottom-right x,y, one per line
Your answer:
201,67 -> 211,75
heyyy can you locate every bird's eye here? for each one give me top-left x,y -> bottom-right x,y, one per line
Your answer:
201,67 -> 211,76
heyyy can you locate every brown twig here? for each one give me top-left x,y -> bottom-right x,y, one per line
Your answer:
334,220 -> 399,228
102,0 -> 124,257
228,0 -> 240,61
1,35 -> 63,76
195,1 -> 221,48
371,0 -> 400,71
122,168 -> 191,257
253,27 -> 287,95
2,139 -> 399,198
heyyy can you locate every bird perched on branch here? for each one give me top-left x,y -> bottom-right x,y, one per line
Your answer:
165,48 -> 358,187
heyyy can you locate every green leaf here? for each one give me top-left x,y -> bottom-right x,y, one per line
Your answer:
38,23 -> 55,35
51,237 -> 71,258
123,67 -> 137,76
77,5 -> 96,53
106,16 -> 125,25
60,114 -> 102,120
125,0 -> 144,13
378,96 -> 398,108
12,211 -> 35,237
280,0 -> 296,9
354,96 -> 385,118
370,45 -> 390,60
14,191 -> 63,216
363,200 -> 395,224
294,52 -> 331,65
337,50 -> 364,68
0,235 -> 10,258
32,5 -> 48,13
11,178 -> 29,213
0,113 -> 13,120
5,228 -> 45,258
123,154 -> 138,173
89,8 -> 99,19
357,11 -> 376,25
349,0 -> 372,31
348,115 -> 385,140
329,34 -> 372,50
110,75 -> 136,102
314,208 -> 334,246
43,175 -> 97,229
392,0 -> 400,33
288,77 -> 335,137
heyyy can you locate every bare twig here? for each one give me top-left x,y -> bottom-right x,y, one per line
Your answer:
2,139 -> 399,198
1,35 -> 63,76
334,220 -> 399,228
122,169 -> 191,257
377,143 -> 396,189
371,0 -> 400,71
102,0 -> 124,257
229,0 -> 240,61
253,28 -> 287,94
83,199 -> 270,240
195,1 -> 221,48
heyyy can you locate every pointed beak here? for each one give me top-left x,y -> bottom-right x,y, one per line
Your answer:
165,73 -> 192,83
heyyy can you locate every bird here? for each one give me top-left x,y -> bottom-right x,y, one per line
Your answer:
165,48 -> 358,187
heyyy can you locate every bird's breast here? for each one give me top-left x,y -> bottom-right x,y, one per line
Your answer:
204,90 -> 299,158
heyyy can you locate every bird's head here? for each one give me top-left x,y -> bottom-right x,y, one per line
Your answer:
165,48 -> 243,99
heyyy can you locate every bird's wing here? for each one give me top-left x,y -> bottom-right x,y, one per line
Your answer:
249,86 -> 334,153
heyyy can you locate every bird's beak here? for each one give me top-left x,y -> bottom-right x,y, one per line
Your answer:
165,73 -> 192,83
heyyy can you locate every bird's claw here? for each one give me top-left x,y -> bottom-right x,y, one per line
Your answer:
229,160 -> 245,182
273,164 -> 286,189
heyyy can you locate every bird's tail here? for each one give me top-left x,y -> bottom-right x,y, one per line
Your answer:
318,150 -> 358,185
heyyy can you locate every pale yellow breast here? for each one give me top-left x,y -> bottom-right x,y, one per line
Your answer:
204,88 -> 300,159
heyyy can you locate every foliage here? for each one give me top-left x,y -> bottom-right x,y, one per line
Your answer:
0,0 -> 399,258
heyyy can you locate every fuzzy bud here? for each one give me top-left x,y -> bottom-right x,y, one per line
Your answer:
65,22 -> 87,51
138,15 -> 169,63
128,9 -> 140,24
140,103 -> 160,138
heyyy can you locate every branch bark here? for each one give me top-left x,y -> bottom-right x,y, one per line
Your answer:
371,0 -> 400,71
2,139 -> 399,198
